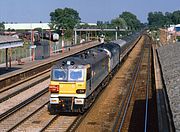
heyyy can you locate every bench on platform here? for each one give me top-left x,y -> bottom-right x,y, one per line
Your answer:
16,58 -> 25,65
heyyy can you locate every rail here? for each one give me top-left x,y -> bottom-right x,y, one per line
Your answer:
0,88 -> 48,122
112,35 -> 152,131
144,42 -> 151,132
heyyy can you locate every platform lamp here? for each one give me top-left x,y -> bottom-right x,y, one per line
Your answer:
31,29 -> 35,61
61,28 -> 65,53
48,29 -> 52,55
8,28 -> 12,68
115,27 -> 118,40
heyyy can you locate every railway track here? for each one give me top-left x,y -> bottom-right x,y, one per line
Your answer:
112,35 -> 153,131
0,83 -> 79,132
41,115 -> 78,132
0,89 -> 48,131
0,41 -> 104,132
75,34 -> 158,131
41,38 -> 140,132
0,35 -> 143,131
0,69 -> 50,103
0,41 -> 102,106
0,41 -> 102,131
4,105 -> 78,131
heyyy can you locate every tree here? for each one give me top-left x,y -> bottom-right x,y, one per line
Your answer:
34,28 -> 43,33
172,10 -> 180,24
164,12 -> 173,26
97,21 -> 104,29
111,17 -> 127,29
0,22 -> 5,31
75,23 -> 90,29
148,11 -> 167,29
119,11 -> 141,31
50,7 -> 81,30
147,10 -> 180,28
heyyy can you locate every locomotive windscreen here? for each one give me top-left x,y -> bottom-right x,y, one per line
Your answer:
68,69 -> 84,81
52,68 -> 85,82
52,69 -> 67,81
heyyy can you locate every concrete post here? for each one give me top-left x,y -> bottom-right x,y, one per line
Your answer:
116,31 -> 118,40
74,28 -> 77,45
5,48 -> 8,70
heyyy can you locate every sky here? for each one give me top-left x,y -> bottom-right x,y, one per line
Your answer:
0,0 -> 179,23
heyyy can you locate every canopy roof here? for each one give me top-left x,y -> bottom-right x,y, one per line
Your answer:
0,35 -> 23,49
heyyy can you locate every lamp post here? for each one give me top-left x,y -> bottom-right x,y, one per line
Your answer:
8,28 -> 12,68
42,25 -> 43,41
48,29 -> 52,55
61,28 -> 65,53
31,29 -> 34,61
74,28 -> 77,45
115,26 -> 118,40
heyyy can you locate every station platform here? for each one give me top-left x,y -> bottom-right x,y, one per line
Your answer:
0,41 -> 100,80
0,53 -> 59,76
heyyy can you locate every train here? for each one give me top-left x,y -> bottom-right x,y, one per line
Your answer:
16,31 -> 59,42
48,33 -> 141,114
41,32 -> 59,42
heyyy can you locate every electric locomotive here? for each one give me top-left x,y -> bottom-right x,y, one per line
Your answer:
48,49 -> 109,114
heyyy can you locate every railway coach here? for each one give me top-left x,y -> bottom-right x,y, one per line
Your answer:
48,49 -> 109,114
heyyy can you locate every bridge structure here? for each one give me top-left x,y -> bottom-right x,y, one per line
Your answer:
73,28 -> 127,44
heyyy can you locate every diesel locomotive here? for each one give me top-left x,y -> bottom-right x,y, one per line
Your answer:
48,33 -> 140,114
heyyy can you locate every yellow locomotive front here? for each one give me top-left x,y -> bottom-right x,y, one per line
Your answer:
48,61 -> 88,114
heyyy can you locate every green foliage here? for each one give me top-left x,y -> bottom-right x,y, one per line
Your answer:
49,7 -> 81,39
97,21 -> 103,28
148,12 -> 167,30
75,23 -> 97,29
165,12 -> 173,25
119,11 -> 141,31
64,29 -> 73,38
172,10 -> 180,24
0,22 -> 5,31
49,8 -> 141,40
96,12 -> 141,31
95,12 -> 141,40
34,28 -> 43,33
96,21 -> 113,29
148,10 -> 180,30
111,17 -> 127,29
49,7 -> 81,30
176,36 -> 180,41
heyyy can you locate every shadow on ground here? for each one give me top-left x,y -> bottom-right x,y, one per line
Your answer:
0,67 -> 22,75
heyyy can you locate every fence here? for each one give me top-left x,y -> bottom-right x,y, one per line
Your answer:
0,39 -> 71,64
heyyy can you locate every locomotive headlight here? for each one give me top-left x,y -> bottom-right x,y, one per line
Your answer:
49,85 -> 59,93
76,89 -> 86,94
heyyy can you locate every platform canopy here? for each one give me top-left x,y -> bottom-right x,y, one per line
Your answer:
0,35 -> 23,70
0,35 -> 23,49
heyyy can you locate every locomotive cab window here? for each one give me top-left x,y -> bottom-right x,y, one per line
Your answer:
68,69 -> 84,81
52,69 -> 67,81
